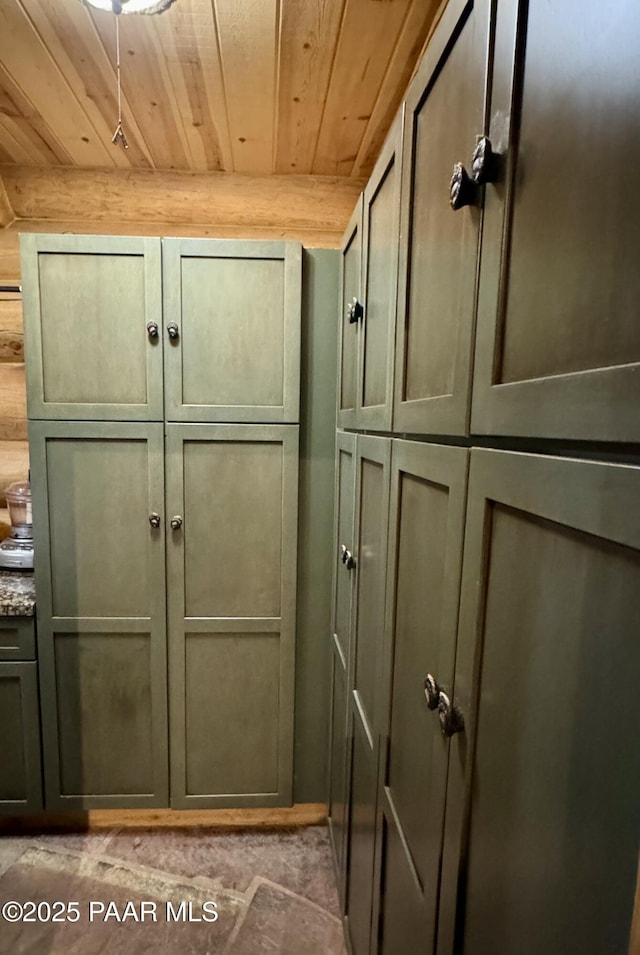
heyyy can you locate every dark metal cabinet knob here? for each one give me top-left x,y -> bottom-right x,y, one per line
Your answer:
149,513 -> 161,529
347,297 -> 364,324
147,321 -> 159,339
437,691 -> 465,737
170,515 -> 183,530
340,544 -> 356,571
423,673 -> 441,710
449,162 -> 476,210
471,135 -> 499,185
167,322 -> 180,340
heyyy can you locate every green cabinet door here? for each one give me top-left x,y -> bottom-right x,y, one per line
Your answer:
29,420 -> 168,809
357,113 -> 403,432
471,1 -> 640,442
393,0 -> 493,436
166,423 -> 299,808
328,430 -> 357,902
374,440 -> 468,955
438,450 -> 640,955
163,239 -> 302,423
0,662 -> 42,814
21,235 -> 163,421
337,198 -> 363,431
345,434 -> 391,955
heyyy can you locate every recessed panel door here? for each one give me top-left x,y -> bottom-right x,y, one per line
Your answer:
471,0 -> 640,441
21,234 -> 163,421
29,420 -> 168,808
357,112 -> 403,431
0,662 -> 42,813
163,239 -> 301,423
328,430 -> 357,900
393,0 -> 493,436
166,424 -> 298,808
345,434 -> 391,955
438,450 -> 640,955
375,440 -> 468,955
337,198 -> 363,430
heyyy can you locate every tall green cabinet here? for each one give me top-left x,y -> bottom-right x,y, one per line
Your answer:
328,0 -> 640,953
22,234 -> 301,809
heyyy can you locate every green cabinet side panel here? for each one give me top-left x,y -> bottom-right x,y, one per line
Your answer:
439,450 -> 640,955
21,234 -> 163,421
29,420 -> 168,809
0,662 -> 42,814
166,423 -> 298,808
162,238 -> 301,423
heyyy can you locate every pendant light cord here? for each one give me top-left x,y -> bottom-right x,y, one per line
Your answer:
112,13 -> 129,149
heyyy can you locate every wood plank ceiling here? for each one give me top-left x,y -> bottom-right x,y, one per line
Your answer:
0,0 -> 441,179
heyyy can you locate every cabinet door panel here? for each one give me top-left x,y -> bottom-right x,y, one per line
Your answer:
346,708 -> 378,955
375,440 -> 468,955
393,0 -> 492,435
0,662 -> 42,813
337,199 -> 362,430
438,450 -> 640,955
331,431 -> 356,667
167,424 -> 298,808
21,235 -> 163,421
358,114 -> 402,431
163,239 -> 301,423
472,0 -> 640,441
29,421 -> 168,809
328,635 -> 349,905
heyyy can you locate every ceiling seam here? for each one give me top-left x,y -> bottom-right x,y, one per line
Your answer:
210,0 -> 234,172
271,0 -> 283,175
14,0 -> 118,168
309,0 -> 349,177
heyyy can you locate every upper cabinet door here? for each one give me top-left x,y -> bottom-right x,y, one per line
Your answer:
337,198 -> 363,430
393,0 -> 493,437
357,112 -> 403,432
438,450 -> 640,955
472,0 -> 640,442
163,239 -> 301,423
21,235 -> 163,421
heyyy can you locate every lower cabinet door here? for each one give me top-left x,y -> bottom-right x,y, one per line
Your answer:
328,636 -> 349,903
166,424 -> 299,808
0,662 -> 42,813
438,450 -> 640,955
30,421 -> 168,809
374,440 -> 468,955
344,435 -> 391,955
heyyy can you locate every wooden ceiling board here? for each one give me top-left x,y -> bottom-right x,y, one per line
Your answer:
275,0 -> 346,175
311,0 -> 413,177
214,0 -> 280,174
0,0 -> 116,166
18,0 -> 153,168
0,61 -> 72,165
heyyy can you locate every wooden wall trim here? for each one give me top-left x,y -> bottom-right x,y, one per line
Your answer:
0,165 -> 364,233
0,172 -> 14,229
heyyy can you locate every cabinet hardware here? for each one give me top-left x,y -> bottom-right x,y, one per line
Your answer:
347,297 -> 364,324
449,163 -> 477,210
167,322 -> 180,340
471,135 -> 500,185
146,321 -> 159,339
148,513 -> 161,529
340,543 -> 356,571
170,515 -> 183,530
437,690 -> 465,737
423,673 -> 441,710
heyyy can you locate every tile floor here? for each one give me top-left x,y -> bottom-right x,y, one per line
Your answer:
0,825 -> 346,954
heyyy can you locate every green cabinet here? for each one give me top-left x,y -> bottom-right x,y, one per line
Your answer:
374,440 -> 468,955
21,235 -> 164,422
471,0 -> 640,442
0,616 -> 42,814
166,424 -> 298,808
438,450 -> 640,955
338,116 -> 403,432
29,421 -> 168,809
23,235 -> 302,811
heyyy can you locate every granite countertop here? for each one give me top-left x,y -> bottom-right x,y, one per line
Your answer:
0,569 -> 36,617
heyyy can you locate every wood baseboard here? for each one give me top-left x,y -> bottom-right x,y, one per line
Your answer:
0,803 -> 328,833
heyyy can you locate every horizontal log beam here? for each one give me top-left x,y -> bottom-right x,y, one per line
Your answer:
0,362 -> 27,440
0,294 -> 23,362
0,165 -> 363,234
